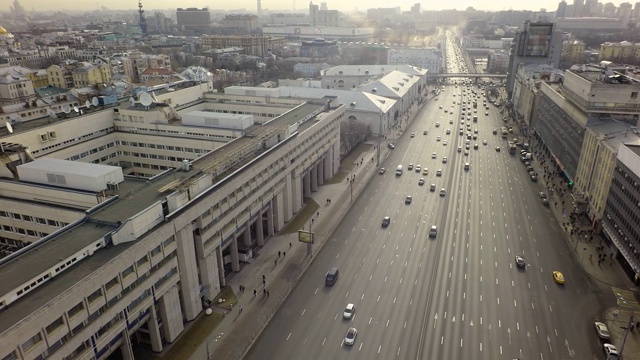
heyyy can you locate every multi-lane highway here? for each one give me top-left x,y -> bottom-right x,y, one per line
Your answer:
246,32 -> 606,360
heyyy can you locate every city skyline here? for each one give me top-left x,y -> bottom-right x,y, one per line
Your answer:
1,0 -> 636,14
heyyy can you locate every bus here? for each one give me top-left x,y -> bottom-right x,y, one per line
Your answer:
501,127 -> 508,138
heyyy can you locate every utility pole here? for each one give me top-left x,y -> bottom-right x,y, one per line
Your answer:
620,312 -> 635,354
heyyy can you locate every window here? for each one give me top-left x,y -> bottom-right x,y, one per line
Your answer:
45,317 -> 65,335
87,288 -> 103,304
22,333 -> 42,352
68,302 -> 85,318
122,265 -> 134,278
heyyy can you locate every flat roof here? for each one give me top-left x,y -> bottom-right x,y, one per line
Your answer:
0,99 -> 335,331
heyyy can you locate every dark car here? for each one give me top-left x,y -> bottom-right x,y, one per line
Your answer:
381,216 -> 391,227
541,198 -> 550,206
493,129 -> 498,135
515,255 -> 526,268
530,174 -> 538,182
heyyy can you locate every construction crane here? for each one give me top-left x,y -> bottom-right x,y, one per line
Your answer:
138,0 -> 148,36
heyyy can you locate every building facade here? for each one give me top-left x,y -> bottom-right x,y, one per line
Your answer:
602,144 -> 640,283
176,8 -> 211,29
0,66 -> 37,106
506,21 -> 563,97
222,15 -> 260,34
299,38 -> 339,58
201,35 -> 285,57
387,48 -> 442,75
599,41 -> 640,63
561,40 -> 586,63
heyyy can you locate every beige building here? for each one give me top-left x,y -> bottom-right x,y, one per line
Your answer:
0,66 -> 37,106
575,121 -> 640,228
0,81 -> 345,360
131,53 -> 172,83
599,41 -> 640,62
200,35 -> 285,57
561,40 -> 586,63
47,62 -> 112,89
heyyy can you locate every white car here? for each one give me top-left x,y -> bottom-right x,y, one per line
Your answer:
343,303 -> 355,319
604,343 -> 619,358
594,322 -> 610,340
442,157 -> 447,163
436,136 -> 441,142
344,327 -> 357,346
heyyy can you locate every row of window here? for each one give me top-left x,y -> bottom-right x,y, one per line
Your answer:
0,225 -> 50,239
0,211 -> 69,227
31,126 -> 114,156
18,237 -> 177,359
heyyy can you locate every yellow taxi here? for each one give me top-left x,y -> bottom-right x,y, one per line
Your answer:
553,271 -> 565,284
422,168 -> 428,175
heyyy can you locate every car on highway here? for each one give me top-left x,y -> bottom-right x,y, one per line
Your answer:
436,122 -> 440,127
343,303 -> 355,320
457,146 -> 462,152
493,129 -> 498,134
439,188 -> 446,197
344,327 -> 357,346
388,143 -> 395,149
436,169 -> 442,176
496,146 -> 501,152
418,178 -> 425,186
423,130 -> 428,135
430,184 -> 436,192
408,164 -> 413,170
415,165 -> 421,172
405,195 -> 413,204
464,150 -> 469,156
531,174 -> 538,182
541,197 -> 550,206
474,143 -> 479,149
443,140 -> 447,146
603,343 -> 620,359
594,321 -> 611,340
515,255 -> 526,268
378,168 -> 385,175
429,226 -> 437,238
381,216 -> 391,227
553,271 -> 565,284
483,139 -> 488,145
442,157 -> 448,163
410,132 -> 415,138
436,136 -> 441,142
432,152 -> 437,159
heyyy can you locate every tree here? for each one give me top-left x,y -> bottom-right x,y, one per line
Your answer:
340,119 -> 371,157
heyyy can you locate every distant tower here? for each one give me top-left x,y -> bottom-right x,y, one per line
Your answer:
138,0 -> 148,36
257,0 -> 262,16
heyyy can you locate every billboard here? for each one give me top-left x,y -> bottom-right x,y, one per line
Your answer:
298,230 -> 314,244
524,24 -> 553,57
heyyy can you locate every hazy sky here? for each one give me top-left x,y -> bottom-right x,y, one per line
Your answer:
0,0 -> 633,13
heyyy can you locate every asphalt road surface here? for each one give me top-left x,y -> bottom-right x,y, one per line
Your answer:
246,32 -> 605,360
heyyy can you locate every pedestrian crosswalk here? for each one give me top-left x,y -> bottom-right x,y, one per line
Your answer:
612,287 -> 640,310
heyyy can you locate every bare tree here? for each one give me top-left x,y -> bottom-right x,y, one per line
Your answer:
340,119 -> 371,156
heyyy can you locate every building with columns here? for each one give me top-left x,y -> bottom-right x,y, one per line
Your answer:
0,82 -> 343,359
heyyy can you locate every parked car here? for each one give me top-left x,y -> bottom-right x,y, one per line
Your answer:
594,321 -> 611,340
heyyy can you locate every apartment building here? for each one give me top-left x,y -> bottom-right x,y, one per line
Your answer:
387,48 -> 442,75
222,14 -> 259,34
176,8 -> 211,29
599,41 -> 640,63
561,40 -> 586,63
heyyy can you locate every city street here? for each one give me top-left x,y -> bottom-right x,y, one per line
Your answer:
246,36 -> 607,360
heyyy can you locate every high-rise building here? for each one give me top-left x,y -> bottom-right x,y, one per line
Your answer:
572,0 -> 584,16
309,2 -> 339,27
557,0 -> 568,17
257,0 -> 262,17
176,8 -> 211,29
506,21 -> 563,97
10,0 -> 26,20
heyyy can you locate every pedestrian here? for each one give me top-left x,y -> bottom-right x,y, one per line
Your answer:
267,290 -> 270,297
589,254 -> 593,260
274,259 -> 277,266
239,305 -> 243,314
317,211 -> 319,217
263,278 -> 266,285
289,242 -> 292,248
262,274 -> 265,281
263,288 -> 266,295
278,251 -> 281,257
610,253 -> 613,259
283,251 -> 286,256
254,289 -> 257,296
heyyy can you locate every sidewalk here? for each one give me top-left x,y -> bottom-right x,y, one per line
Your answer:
508,121 -> 640,358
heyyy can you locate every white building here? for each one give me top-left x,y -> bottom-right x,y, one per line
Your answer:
321,64 -> 428,91
262,26 -> 374,41
487,50 -> 510,73
0,82 -> 345,360
293,62 -> 331,77
387,48 -> 442,75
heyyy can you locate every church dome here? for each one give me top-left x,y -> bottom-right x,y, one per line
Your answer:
0,26 -> 8,34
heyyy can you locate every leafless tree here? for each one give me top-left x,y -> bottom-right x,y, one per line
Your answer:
340,119 -> 371,157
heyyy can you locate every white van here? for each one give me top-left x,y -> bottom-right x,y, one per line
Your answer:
395,165 -> 403,176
